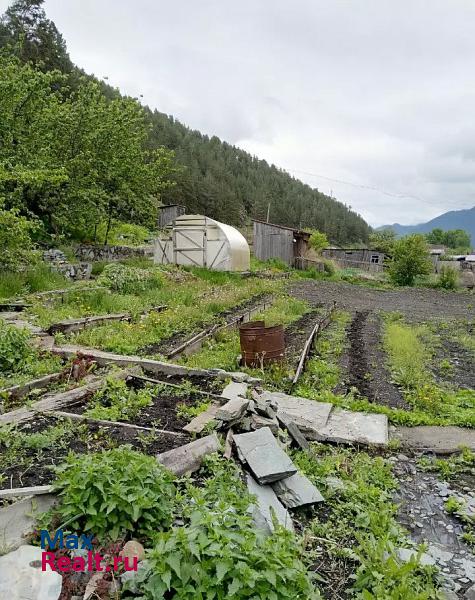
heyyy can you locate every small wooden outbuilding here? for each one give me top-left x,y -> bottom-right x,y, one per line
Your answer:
321,248 -> 386,272
253,220 -> 310,266
158,205 -> 187,229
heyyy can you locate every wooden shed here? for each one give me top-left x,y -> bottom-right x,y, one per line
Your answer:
253,220 -> 310,266
321,248 -> 386,272
158,204 -> 187,229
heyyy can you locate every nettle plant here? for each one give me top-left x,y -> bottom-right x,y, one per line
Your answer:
127,456 -> 320,600
53,446 -> 176,540
0,321 -> 34,374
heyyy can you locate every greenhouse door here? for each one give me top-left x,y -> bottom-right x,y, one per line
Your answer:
173,226 -> 207,267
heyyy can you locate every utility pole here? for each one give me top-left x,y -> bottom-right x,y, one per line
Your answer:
266,202 -> 271,223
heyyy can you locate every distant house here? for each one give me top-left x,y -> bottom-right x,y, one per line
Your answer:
321,248 -> 386,272
252,220 -> 311,266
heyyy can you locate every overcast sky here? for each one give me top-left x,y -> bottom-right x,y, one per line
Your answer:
17,1 -> 475,225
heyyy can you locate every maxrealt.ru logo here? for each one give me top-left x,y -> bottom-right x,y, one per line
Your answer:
40,530 -> 138,573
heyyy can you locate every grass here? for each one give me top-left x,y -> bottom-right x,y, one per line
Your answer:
294,444 -> 440,599
179,295 -> 309,372
295,311 -> 475,428
0,263 -> 70,299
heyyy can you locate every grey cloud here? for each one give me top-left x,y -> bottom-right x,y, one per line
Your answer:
42,0 -> 475,226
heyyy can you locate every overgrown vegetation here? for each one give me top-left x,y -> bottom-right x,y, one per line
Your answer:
294,445 -> 439,599
0,320 -> 62,388
52,446 -> 176,540
84,378 -> 154,422
388,235 -> 432,287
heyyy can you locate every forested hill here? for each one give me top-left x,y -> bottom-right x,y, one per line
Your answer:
146,111 -> 370,243
0,0 -> 370,245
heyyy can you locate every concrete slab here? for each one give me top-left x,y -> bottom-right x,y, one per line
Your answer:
183,403 -> 220,433
259,391 -> 333,438
215,397 -> 249,422
272,473 -> 324,508
390,426 -> 475,454
156,433 -> 220,476
233,427 -> 296,484
316,408 -> 388,446
0,494 -> 57,552
246,474 -> 294,533
221,381 -> 248,401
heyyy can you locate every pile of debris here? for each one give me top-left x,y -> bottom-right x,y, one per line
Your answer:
158,380 -> 389,532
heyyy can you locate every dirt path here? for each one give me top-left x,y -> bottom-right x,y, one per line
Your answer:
288,280 -> 474,321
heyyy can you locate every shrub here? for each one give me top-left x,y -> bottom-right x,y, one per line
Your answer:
322,258 -> 336,275
388,235 -> 432,286
437,265 -> 458,290
129,510 -> 319,600
53,447 -> 176,540
307,230 -> 328,255
97,263 -> 164,294
0,321 -> 34,374
95,221 -> 152,246
0,203 -> 38,272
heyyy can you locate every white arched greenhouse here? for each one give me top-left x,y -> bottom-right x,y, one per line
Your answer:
154,214 -> 250,272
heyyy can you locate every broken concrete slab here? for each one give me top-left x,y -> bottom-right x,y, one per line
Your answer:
271,473 -> 324,508
0,544 -> 62,600
0,494 -> 57,552
277,414 -> 309,450
0,372 -> 63,403
156,433 -> 220,476
246,474 -> 294,533
233,427 -> 296,484
315,408 -> 388,446
48,313 -> 131,335
250,414 -> 279,434
221,381 -> 248,400
183,403 -> 220,433
390,426 -> 475,454
396,547 -> 436,567
259,391 -> 333,437
216,397 -> 249,422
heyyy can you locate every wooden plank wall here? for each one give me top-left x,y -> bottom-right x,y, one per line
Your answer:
253,221 -> 294,265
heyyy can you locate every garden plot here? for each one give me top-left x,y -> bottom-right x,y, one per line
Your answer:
64,376 -> 224,433
0,414 -> 185,493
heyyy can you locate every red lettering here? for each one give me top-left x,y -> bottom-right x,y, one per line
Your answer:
94,553 -> 103,572
41,551 -> 57,571
56,556 -> 72,572
123,556 -> 138,571
113,556 -> 123,570
72,556 -> 85,572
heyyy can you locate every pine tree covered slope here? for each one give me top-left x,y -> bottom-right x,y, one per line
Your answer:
1,0 -> 371,244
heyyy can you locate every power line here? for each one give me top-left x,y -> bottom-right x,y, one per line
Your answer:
286,167 -> 467,209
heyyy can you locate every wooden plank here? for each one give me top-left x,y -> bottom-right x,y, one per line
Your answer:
48,313 -> 131,335
291,306 -> 335,386
0,485 -> 53,499
49,410 -> 186,436
0,372 -> 64,402
167,298 -> 273,359
156,433 -> 220,476
0,369 -> 132,426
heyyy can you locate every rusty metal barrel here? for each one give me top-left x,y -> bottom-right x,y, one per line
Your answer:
239,320 -> 285,367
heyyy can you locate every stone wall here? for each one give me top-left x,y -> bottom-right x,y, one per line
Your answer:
42,249 -> 92,280
74,244 -> 154,262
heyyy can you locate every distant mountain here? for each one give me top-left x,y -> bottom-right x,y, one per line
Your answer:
379,206 -> 475,244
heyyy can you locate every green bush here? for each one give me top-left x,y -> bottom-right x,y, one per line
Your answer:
322,258 -> 336,275
307,230 -> 328,255
0,203 -> 38,272
0,321 -> 34,374
97,263 -> 164,294
437,265 -> 458,290
95,221 -> 152,246
388,235 -> 432,286
53,447 -> 176,540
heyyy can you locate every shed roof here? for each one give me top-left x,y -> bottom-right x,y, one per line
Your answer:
252,219 -> 310,237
